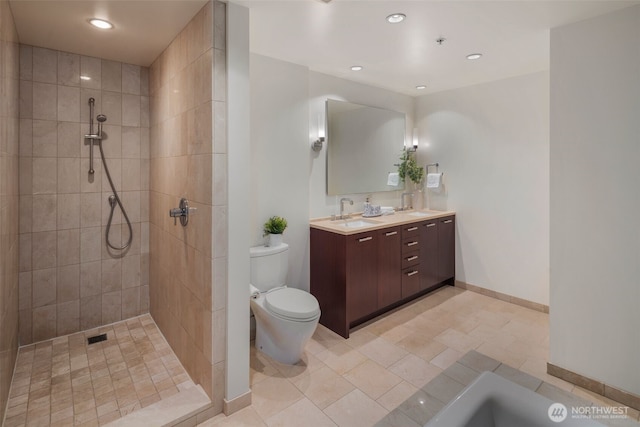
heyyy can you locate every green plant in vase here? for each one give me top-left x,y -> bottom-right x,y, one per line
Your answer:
263,216 -> 288,247
397,148 -> 424,187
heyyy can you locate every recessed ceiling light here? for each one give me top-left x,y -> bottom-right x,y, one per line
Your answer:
351,65 -> 363,71
89,18 -> 113,30
386,13 -> 406,24
416,85 -> 427,90
466,53 -> 483,60
80,75 -> 91,81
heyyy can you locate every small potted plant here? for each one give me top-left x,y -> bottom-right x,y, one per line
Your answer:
263,215 -> 288,247
397,148 -> 424,188
398,148 -> 426,209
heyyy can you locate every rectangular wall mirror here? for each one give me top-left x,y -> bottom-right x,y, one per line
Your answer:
326,99 -> 406,195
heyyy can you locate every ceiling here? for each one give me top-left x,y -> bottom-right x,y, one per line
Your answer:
9,0 -> 209,66
242,0 -> 640,95
9,0 -> 640,95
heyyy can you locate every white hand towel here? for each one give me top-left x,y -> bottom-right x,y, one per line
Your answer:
380,206 -> 395,215
426,173 -> 443,189
387,172 -> 400,187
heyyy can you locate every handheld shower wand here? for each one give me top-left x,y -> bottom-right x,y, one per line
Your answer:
96,114 -> 107,140
84,100 -> 133,251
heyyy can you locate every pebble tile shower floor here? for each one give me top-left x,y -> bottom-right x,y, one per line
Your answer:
3,314 -> 192,426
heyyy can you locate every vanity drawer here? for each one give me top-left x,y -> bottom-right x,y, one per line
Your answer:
401,266 -> 421,298
402,224 -> 420,239
402,237 -> 420,253
402,250 -> 420,269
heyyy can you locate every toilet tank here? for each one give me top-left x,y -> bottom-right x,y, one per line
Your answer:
250,243 -> 289,292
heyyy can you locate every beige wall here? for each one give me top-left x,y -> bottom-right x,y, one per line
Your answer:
0,0 -> 20,420
549,5 -> 640,396
18,46 -> 151,344
415,71 -> 550,306
149,0 -> 227,410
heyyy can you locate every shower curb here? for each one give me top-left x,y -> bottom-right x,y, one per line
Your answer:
104,383 -> 212,427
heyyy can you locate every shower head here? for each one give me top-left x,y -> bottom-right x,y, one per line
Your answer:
95,114 -> 107,141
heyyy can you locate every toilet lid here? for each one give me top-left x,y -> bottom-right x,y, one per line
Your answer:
265,288 -> 320,321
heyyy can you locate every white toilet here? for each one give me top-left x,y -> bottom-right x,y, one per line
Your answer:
250,243 -> 320,364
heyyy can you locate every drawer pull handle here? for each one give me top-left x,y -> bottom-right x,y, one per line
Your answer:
407,241 -> 418,247
406,255 -> 418,261
358,236 -> 373,242
406,270 -> 419,277
385,231 -> 398,236
443,219 -> 453,224
426,223 -> 436,228
407,226 -> 418,231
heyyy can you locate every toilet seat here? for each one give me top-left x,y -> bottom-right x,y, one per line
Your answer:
265,288 -> 320,321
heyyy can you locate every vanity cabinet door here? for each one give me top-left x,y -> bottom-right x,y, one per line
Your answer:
346,232 -> 378,322
377,227 -> 401,309
401,266 -> 421,298
437,216 -> 456,284
420,220 -> 439,291
310,228 -> 348,337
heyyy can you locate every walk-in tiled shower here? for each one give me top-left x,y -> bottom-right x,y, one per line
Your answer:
1,0 -> 228,424
4,315 -> 191,426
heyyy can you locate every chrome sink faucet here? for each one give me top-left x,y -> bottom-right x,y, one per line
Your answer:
338,197 -> 353,220
400,192 -> 414,211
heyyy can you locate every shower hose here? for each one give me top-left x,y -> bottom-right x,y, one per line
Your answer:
99,141 -> 133,251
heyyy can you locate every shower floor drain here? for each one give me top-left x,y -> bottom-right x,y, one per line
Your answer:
87,333 -> 107,345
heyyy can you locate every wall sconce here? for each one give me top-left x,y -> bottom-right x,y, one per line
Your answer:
312,115 -> 325,152
407,128 -> 419,152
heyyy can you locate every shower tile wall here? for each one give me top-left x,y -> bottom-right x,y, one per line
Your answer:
18,47 -> 151,344
149,0 -> 226,410
0,0 -> 20,420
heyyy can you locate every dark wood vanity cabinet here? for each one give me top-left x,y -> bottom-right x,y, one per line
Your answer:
377,227 -> 402,308
346,231 -> 379,321
309,228 -> 347,336
310,214 -> 455,338
437,216 -> 456,284
420,220 -> 439,291
308,228 -> 381,337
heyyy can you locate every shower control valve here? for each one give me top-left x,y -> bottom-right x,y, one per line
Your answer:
169,198 -> 196,226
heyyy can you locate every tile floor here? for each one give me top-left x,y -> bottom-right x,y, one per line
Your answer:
4,314 -> 192,427
200,286 -> 640,427
4,286 -> 637,427
377,350 -> 640,427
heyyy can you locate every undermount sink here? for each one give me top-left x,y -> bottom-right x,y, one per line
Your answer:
338,220 -> 379,228
407,211 -> 438,217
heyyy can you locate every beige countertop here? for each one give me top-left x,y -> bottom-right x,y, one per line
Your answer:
310,209 -> 456,236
